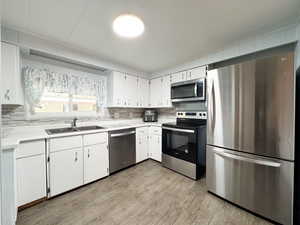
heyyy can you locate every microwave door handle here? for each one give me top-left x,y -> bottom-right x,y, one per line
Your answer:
162,126 -> 194,134
194,84 -> 197,97
213,149 -> 281,168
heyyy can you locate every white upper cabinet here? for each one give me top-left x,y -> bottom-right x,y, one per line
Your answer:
171,66 -> 206,84
161,75 -> 171,107
107,71 -> 126,107
138,77 -> 149,107
108,71 -> 147,108
170,72 -> 182,84
1,42 -> 23,105
150,77 -> 162,107
187,66 -> 206,80
171,71 -> 187,83
125,74 -> 138,107
150,75 -> 172,108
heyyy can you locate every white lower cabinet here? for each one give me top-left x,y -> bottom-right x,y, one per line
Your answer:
137,126 -> 162,162
149,133 -> 162,162
149,127 -> 162,162
50,148 -> 83,197
49,132 -> 109,196
84,144 -> 109,184
16,155 -> 46,206
16,140 -> 46,207
136,127 -> 149,163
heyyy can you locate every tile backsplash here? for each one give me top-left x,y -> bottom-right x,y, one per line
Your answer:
1,105 -> 176,127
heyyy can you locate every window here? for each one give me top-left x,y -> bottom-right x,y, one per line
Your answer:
35,91 -> 70,113
33,90 -> 97,115
72,94 -> 97,112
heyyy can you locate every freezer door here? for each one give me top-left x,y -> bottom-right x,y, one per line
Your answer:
206,145 -> 294,225
207,52 -> 295,160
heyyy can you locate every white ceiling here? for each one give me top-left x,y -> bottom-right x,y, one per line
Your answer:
2,0 -> 300,73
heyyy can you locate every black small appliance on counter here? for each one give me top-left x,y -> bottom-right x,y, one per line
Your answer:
143,109 -> 158,122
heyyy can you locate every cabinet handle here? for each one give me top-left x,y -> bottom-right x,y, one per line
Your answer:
75,152 -> 78,162
5,89 -> 10,101
88,149 -> 90,158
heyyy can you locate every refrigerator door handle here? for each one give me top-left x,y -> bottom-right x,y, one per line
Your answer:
213,149 -> 281,168
208,76 -> 216,132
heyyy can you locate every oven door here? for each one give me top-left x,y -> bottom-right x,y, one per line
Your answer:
171,79 -> 205,102
162,126 -> 196,163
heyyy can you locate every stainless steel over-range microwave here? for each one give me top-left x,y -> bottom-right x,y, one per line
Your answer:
171,78 -> 206,103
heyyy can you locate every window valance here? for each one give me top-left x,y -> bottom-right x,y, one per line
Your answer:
23,65 -> 106,112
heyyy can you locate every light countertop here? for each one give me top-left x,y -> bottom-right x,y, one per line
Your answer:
1,118 -> 175,151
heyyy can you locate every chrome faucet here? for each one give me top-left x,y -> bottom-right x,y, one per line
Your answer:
71,117 -> 78,129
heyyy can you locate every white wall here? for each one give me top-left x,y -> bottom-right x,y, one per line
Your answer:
154,22 -> 300,77
1,27 -> 150,78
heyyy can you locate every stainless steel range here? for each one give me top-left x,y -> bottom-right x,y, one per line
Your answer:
162,111 -> 207,180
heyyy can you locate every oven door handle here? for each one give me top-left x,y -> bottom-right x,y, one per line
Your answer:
162,126 -> 194,134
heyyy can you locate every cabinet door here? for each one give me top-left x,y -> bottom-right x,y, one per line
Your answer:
126,74 -> 138,107
1,42 -> 22,105
16,155 -> 46,206
162,75 -> 171,107
188,67 -> 206,80
180,71 -> 187,82
111,71 -> 125,106
171,72 -> 182,84
84,144 -> 109,184
149,127 -> 162,162
149,134 -> 162,162
136,127 -> 149,163
150,78 -> 162,107
154,134 -> 162,162
50,148 -> 83,196
138,78 -> 149,107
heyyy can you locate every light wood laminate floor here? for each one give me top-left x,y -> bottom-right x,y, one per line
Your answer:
17,160 -> 273,225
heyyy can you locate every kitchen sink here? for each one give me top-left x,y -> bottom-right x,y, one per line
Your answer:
46,125 -> 105,135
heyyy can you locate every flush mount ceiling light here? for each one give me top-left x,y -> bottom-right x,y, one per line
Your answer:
113,14 -> 144,38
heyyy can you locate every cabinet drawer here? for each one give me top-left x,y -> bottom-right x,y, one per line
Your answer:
149,127 -> 162,135
49,136 -> 82,152
83,132 -> 108,146
16,140 -> 45,159
136,127 -> 148,135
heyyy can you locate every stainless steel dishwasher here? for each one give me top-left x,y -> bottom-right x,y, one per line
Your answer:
109,128 -> 136,174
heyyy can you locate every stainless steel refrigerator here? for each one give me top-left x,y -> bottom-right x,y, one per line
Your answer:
206,45 -> 295,225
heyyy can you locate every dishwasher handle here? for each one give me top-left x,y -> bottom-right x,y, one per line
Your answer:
110,130 -> 136,138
